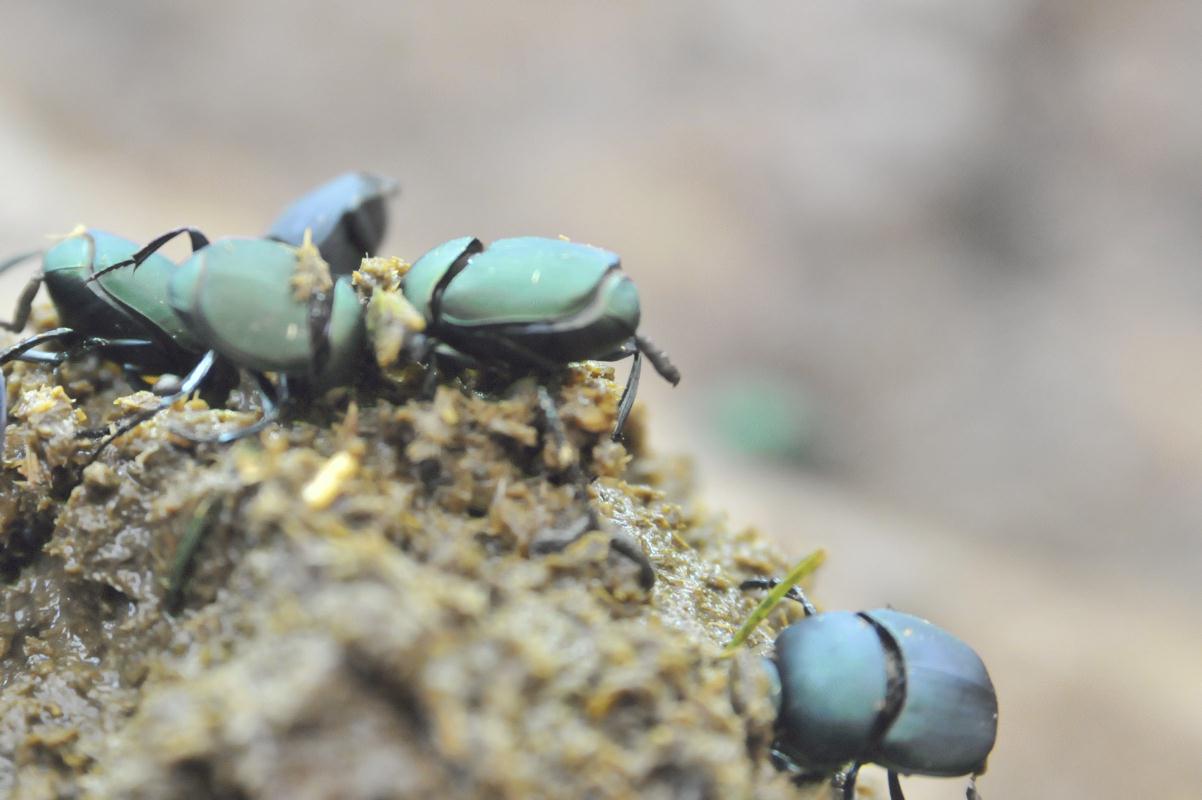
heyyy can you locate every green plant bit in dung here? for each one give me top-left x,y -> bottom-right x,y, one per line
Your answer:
724,548 -> 826,655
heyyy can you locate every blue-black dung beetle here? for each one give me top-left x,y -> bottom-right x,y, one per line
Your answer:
741,580 -> 998,800
266,171 -> 398,275
401,236 -> 680,437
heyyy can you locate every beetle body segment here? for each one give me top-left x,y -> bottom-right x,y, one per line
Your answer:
768,608 -> 997,780
404,236 -> 642,365
770,611 -> 891,771
867,609 -> 998,777
44,230 -> 203,364
267,172 -> 397,275
402,236 -> 477,318
167,238 -> 364,387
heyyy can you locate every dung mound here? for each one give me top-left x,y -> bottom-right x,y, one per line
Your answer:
1,302 -> 823,799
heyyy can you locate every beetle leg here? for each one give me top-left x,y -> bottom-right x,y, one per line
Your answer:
88,226 -> 211,282
532,383 -> 655,589
0,327 -> 76,367
965,776 -> 982,800
1,363 -> 7,445
175,371 -> 283,444
9,336 -> 155,367
738,577 -> 817,617
84,350 -> 219,463
472,330 -> 561,372
613,348 -> 642,440
887,769 -> 907,800
840,762 -> 862,800
0,257 -> 45,332
634,333 -> 680,385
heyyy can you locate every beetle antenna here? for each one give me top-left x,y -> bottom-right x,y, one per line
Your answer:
634,333 -> 680,385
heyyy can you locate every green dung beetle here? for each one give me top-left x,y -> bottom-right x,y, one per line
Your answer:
742,581 -> 998,800
1,173 -> 396,447
402,236 -> 680,437
78,229 -> 365,448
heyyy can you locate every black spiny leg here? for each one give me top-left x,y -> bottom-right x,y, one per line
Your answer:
88,226 -> 210,282
175,371 -> 285,445
613,348 -> 642,440
887,769 -> 906,800
0,251 -> 46,333
1,365 -> 7,445
530,384 -> 655,588
0,327 -> 76,366
738,577 -> 817,617
85,350 -> 219,464
841,762 -> 863,800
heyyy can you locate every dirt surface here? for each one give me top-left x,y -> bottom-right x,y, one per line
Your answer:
0,281 -> 828,799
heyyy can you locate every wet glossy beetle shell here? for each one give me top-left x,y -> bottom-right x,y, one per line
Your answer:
267,172 -> 397,275
404,236 -> 642,365
45,229 -> 204,365
167,237 -> 365,387
768,608 -> 998,778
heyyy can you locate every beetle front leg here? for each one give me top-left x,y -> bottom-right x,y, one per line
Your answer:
738,577 -> 817,617
175,371 -> 285,444
84,349 -> 219,463
88,226 -> 211,282
841,762 -> 863,800
613,348 -> 642,440
0,327 -> 76,366
0,257 -> 45,333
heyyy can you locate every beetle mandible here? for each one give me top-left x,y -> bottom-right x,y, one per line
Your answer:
401,236 -> 680,437
740,580 -> 998,800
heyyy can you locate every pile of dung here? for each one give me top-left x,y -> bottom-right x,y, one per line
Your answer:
1,308 -> 825,798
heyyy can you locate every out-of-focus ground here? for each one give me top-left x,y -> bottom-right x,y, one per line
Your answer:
0,3 -> 1198,797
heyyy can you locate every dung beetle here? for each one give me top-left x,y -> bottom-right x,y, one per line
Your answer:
1,228 -> 219,447
78,229 -> 365,447
741,581 -> 997,800
1,173 -> 396,446
266,171 -> 398,275
402,236 -> 680,437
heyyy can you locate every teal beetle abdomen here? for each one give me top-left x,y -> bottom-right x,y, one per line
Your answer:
772,611 -> 891,771
867,609 -> 998,777
438,237 -> 624,326
169,238 -> 364,386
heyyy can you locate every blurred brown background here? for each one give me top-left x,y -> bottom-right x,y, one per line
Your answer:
2,3 -> 1199,797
